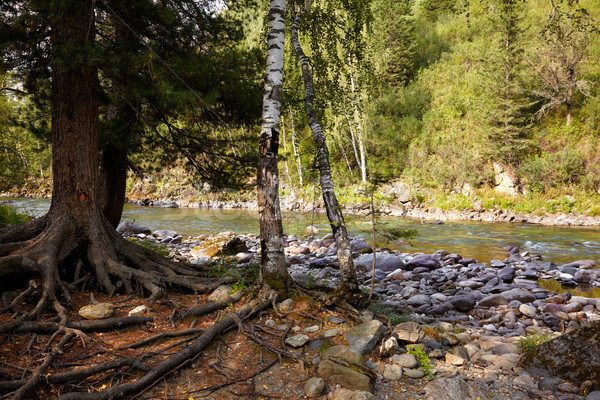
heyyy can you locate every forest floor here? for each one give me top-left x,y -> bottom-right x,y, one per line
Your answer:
0,284 -> 553,400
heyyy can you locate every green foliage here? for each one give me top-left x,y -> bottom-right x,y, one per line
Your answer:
517,332 -> 554,352
0,204 -> 32,226
368,302 -> 409,325
407,345 -> 435,376
127,238 -> 171,258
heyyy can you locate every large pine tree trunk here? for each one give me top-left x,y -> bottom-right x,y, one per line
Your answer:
257,0 -> 292,292
291,13 -> 360,301
0,0 -> 211,326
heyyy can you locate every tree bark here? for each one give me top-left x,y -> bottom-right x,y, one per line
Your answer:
289,107 -> 303,187
257,0 -> 292,292
291,13 -> 360,300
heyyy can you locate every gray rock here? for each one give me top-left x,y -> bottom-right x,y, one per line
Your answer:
355,253 -> 403,272
512,374 -> 537,390
404,369 -> 425,379
391,353 -> 418,369
350,239 -> 373,254
344,320 -> 385,355
519,320 -> 600,388
285,334 -> 309,348
116,221 -> 151,235
501,288 -> 536,303
329,388 -> 375,400
324,328 -> 343,338
304,377 -> 326,398
278,298 -> 295,312
327,316 -> 346,324
574,270 -> 596,283
79,303 -> 114,320
587,391 -> 600,400
393,321 -> 426,344
406,294 -> 431,306
207,285 -> 233,301
405,254 -> 440,271
425,376 -> 490,400
478,294 -> 507,307
498,266 -> 516,282
153,229 -> 177,239
383,364 -> 403,380
449,294 -> 476,312
317,346 -> 377,392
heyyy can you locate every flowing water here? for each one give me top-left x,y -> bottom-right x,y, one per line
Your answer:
3,197 -> 599,266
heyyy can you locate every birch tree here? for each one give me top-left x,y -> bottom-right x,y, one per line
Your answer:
257,0 -> 293,291
291,11 -> 361,302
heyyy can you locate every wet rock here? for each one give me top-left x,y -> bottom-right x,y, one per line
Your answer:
317,346 -> 377,392
355,253 -> 403,272
116,221 -> 151,235
405,254 -> 440,271
574,270 -> 596,283
79,303 -> 114,320
344,320 -> 385,355
392,321 -> 426,344
519,320 -> 600,388
304,377 -> 325,397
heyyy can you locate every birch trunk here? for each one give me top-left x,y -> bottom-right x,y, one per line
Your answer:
349,69 -> 367,184
291,13 -> 360,300
289,107 -> 303,187
257,0 -> 292,292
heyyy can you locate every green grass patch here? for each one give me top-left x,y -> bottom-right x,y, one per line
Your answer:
368,302 -> 409,325
128,238 -> 171,258
517,332 -> 554,352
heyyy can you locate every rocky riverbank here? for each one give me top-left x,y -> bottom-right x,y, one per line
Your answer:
119,220 -> 600,399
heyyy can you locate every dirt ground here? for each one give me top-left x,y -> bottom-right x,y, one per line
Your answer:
1,286 -> 545,400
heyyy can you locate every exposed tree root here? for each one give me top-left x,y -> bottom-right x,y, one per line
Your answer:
48,291 -> 274,400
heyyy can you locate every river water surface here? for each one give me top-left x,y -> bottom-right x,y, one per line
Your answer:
3,197 -> 599,266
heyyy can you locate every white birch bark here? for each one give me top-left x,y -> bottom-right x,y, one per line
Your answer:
257,0 -> 291,290
349,69 -> 367,184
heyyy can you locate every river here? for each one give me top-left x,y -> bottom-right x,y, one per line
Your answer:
3,197 -> 599,265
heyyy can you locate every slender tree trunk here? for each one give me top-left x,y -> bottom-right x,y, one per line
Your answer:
289,107 -> 303,187
281,115 -> 292,184
291,13 -> 360,299
257,0 -> 292,292
349,69 -> 367,184
344,105 -> 361,171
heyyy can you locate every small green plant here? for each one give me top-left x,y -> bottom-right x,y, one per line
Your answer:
517,332 -> 554,352
407,345 -> 435,377
0,204 -> 31,226
453,327 -> 461,334
229,280 -> 248,294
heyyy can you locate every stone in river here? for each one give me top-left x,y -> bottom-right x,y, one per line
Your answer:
404,254 -> 440,271
116,221 -> 151,235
